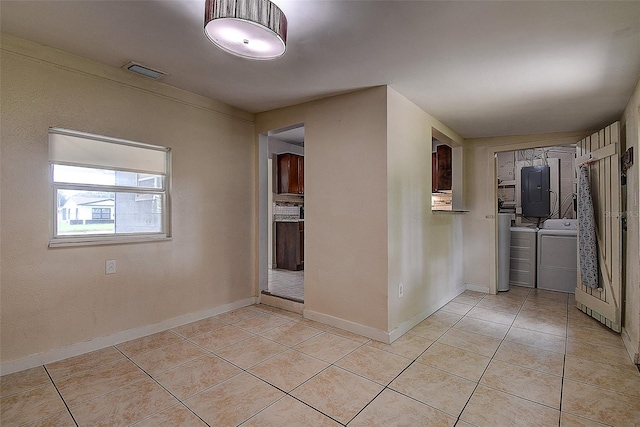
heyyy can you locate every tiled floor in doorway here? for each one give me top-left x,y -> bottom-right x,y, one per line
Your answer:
267,268 -> 304,301
2,286 -> 639,426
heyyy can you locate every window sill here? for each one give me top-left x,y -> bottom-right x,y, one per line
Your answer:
49,235 -> 171,248
432,209 -> 470,213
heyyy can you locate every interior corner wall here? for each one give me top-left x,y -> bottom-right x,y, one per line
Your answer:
0,36 -> 256,365
256,87 -> 389,333
386,87 -> 465,333
462,132 -> 590,293
621,76 -> 640,363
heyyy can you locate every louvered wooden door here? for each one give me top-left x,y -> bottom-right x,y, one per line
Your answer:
575,122 -> 622,332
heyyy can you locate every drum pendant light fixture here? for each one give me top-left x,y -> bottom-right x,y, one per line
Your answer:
204,0 -> 287,60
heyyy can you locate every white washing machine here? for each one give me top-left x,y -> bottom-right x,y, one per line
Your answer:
536,219 -> 577,293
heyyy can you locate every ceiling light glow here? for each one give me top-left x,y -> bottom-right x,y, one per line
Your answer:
204,0 -> 287,60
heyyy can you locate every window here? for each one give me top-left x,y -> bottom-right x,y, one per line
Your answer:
49,128 -> 171,246
92,208 -> 111,220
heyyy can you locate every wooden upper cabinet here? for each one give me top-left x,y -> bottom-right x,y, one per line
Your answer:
433,145 -> 452,191
277,153 -> 304,194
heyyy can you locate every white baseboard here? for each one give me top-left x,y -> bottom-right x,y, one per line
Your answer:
0,297 -> 257,376
621,326 -> 639,365
388,283 -> 467,343
303,309 -> 390,344
305,284 -> 467,345
466,283 -> 491,294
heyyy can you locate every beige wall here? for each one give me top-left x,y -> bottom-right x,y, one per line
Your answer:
257,87 -> 465,337
463,131 -> 590,293
621,77 -> 640,363
386,88 -> 465,331
0,36 -> 256,364
256,87 -> 390,332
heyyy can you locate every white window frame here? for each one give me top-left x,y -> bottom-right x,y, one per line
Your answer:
91,207 -> 112,220
49,128 -> 172,247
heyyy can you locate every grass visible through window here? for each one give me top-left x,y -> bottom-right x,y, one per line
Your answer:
57,223 -> 115,234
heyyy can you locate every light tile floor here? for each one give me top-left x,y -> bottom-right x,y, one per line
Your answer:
267,268 -> 304,301
2,287 -> 640,426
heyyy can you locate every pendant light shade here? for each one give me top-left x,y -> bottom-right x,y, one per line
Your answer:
204,0 -> 287,60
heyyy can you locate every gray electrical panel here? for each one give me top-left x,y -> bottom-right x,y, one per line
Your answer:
521,165 -> 550,217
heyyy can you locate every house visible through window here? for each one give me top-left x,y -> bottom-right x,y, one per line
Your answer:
49,128 -> 171,246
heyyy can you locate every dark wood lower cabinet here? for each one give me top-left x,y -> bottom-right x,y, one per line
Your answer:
276,221 -> 304,270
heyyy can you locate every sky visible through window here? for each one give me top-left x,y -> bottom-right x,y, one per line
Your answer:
54,165 -> 115,187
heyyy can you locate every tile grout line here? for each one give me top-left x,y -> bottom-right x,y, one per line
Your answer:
186,319 -> 353,373
244,367 -> 347,426
237,318 -> 460,426
453,289 -> 530,425
430,290 -> 492,425
16,296 -> 606,426
126,403 -> 208,427
236,334 -> 372,426
453,293 -> 505,425
343,385 -> 386,425
360,294 -> 487,425
251,291 -> 557,426
137,314 -> 370,426
341,325 -> 449,425
410,292 -> 490,426
463,291 -> 591,422
111,345 -> 213,427
173,307 -> 323,366
246,394 -> 345,426
281,337 -> 374,426
558,300 -> 569,427
42,365 -> 80,427
304,328 -> 428,421
43,356 -> 154,419
172,312 -> 375,411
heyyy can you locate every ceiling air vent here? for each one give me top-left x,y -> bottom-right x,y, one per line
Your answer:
123,62 -> 167,80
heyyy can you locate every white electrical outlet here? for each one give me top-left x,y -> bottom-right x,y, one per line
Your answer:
105,260 -> 116,275
398,283 -> 404,298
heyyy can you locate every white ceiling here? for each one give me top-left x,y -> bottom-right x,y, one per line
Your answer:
271,125 -> 305,146
2,0 -> 639,138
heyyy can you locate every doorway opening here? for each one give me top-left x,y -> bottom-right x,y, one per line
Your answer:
497,146 -> 577,224
260,124 -> 305,303
495,144 -> 578,294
